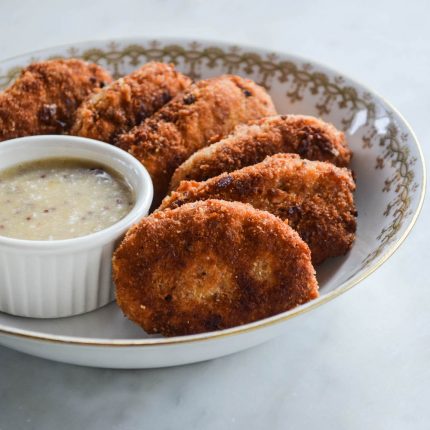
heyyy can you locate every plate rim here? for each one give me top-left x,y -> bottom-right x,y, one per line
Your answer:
0,37 -> 426,347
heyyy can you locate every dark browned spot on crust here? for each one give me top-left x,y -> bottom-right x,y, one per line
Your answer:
183,94 -> 196,105
38,104 -> 57,124
287,205 -> 301,216
297,127 -> 338,157
161,90 -> 172,104
149,122 -> 159,132
216,175 -> 233,189
135,103 -> 149,123
63,97 -> 77,111
205,314 -> 223,330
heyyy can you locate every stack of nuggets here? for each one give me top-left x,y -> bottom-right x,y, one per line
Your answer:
159,154 -> 356,265
108,67 -> 357,336
116,74 -> 277,204
0,59 -> 357,336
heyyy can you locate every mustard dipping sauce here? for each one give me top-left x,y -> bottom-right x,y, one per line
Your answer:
0,158 -> 134,240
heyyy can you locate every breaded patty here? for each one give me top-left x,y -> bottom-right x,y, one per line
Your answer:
0,59 -> 112,141
113,199 -> 318,336
70,62 -> 191,143
160,154 -> 356,264
116,75 -> 276,205
170,114 -> 351,190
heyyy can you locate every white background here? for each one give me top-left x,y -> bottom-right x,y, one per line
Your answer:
0,0 -> 429,429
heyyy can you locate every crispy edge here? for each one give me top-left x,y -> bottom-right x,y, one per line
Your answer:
160,154 -> 357,264
70,62 -> 192,143
113,199 -> 318,336
0,59 -> 112,140
115,74 -> 277,205
169,114 -> 351,190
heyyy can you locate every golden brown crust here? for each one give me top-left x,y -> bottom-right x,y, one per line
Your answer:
0,59 -> 112,141
113,199 -> 318,336
115,75 -> 277,205
160,154 -> 356,264
70,62 -> 192,143
170,114 -> 351,190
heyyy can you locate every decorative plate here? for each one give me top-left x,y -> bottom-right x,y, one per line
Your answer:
0,38 -> 425,368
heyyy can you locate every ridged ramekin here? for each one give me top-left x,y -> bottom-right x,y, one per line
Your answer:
0,136 -> 153,318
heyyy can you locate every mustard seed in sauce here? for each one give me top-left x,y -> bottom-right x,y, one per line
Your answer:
0,158 -> 134,240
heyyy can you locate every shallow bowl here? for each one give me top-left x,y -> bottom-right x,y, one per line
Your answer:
0,38 -> 425,368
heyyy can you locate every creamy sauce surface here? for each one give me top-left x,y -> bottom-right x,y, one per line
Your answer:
0,158 -> 134,240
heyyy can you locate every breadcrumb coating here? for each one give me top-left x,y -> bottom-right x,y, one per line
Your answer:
116,75 -> 276,205
160,154 -> 356,264
0,59 -> 112,141
113,199 -> 318,336
170,114 -> 351,190
70,62 -> 191,143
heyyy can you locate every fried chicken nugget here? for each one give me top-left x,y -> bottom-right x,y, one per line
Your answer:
159,154 -> 356,264
116,75 -> 276,205
70,62 -> 192,143
113,199 -> 318,336
0,59 -> 112,141
170,114 -> 351,190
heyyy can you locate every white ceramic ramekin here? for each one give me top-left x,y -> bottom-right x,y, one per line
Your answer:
0,136 -> 153,318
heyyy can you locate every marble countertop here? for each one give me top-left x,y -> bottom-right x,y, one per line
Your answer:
1,0 -> 429,428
